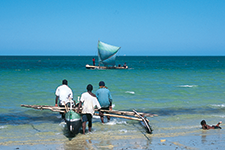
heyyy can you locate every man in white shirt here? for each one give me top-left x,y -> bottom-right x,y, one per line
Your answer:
78,84 -> 101,134
55,79 -> 73,107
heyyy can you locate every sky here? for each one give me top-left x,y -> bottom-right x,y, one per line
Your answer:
0,0 -> 225,56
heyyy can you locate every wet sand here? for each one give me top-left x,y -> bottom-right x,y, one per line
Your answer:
0,122 -> 224,150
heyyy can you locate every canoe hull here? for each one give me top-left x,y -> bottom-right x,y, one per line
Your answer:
86,64 -> 128,69
65,119 -> 82,135
65,109 -> 82,135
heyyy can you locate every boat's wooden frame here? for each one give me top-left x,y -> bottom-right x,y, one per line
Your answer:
21,104 -> 155,134
20,104 -> 157,117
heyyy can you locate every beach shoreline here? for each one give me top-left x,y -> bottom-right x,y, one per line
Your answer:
1,122 -> 224,150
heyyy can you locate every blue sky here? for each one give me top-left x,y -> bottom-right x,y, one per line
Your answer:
1,0 -> 225,56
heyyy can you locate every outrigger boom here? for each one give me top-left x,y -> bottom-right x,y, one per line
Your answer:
21,104 -> 156,134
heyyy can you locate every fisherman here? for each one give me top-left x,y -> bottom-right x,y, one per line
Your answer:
55,79 -> 73,118
200,120 -> 222,129
123,62 -> 127,68
78,84 -> 101,134
96,81 -> 113,123
92,58 -> 95,66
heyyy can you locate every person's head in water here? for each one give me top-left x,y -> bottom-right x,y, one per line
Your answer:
201,120 -> 206,126
62,79 -> 68,85
87,84 -> 93,92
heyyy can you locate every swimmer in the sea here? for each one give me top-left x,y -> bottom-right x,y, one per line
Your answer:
200,120 -> 222,130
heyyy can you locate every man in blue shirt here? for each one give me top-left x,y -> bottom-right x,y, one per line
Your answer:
96,81 -> 112,123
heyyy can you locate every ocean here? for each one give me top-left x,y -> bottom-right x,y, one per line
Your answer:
1,56 -> 225,149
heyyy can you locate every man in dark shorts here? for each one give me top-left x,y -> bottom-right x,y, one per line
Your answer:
96,81 -> 113,123
55,79 -> 73,119
78,84 -> 101,134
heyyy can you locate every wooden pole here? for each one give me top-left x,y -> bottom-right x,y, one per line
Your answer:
96,109 -> 157,117
133,109 -> 152,133
20,104 -> 65,113
20,104 -> 157,118
93,113 -> 142,121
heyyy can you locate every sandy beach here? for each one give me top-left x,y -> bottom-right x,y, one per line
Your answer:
1,120 -> 224,150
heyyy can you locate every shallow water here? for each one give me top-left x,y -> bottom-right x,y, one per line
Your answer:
1,56 -> 225,149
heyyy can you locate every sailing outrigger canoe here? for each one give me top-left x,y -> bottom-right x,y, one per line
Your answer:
86,41 -> 128,69
86,64 -> 128,69
21,104 -> 156,134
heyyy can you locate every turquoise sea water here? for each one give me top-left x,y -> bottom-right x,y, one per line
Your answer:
1,56 -> 225,149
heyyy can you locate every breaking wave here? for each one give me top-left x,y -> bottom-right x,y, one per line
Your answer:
125,91 -> 135,94
0,126 -> 7,129
210,104 -> 225,108
178,85 -> 198,88
104,119 -> 127,126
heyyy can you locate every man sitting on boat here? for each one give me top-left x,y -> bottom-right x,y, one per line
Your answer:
55,79 -> 74,118
123,62 -> 127,68
96,81 -> 113,123
78,84 -> 101,134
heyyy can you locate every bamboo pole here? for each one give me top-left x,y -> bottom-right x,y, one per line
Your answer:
21,104 -> 157,118
133,109 -> 152,133
96,109 -> 157,117
93,113 -> 143,121
20,104 -> 65,113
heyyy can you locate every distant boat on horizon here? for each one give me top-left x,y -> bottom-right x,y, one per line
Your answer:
86,41 -> 128,69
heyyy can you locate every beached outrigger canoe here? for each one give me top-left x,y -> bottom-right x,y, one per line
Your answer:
21,104 -> 156,134
64,100 -> 81,135
86,41 -> 128,69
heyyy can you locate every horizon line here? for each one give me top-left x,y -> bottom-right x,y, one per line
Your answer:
1,55 -> 225,57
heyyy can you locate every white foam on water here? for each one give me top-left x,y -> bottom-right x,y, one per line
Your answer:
211,104 -> 225,108
178,85 -> 198,88
93,115 -> 100,119
112,104 -> 115,108
59,121 -> 66,127
104,119 -> 127,126
0,126 -> 7,129
119,129 -> 127,133
104,121 -> 117,126
167,125 -> 199,130
125,91 -> 135,94
212,114 -> 225,118
87,131 -> 93,135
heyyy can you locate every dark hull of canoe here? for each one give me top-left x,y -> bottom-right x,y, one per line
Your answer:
65,120 -> 82,135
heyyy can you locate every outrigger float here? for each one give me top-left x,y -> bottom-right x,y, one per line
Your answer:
21,103 -> 156,134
